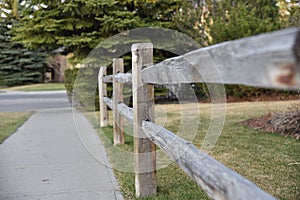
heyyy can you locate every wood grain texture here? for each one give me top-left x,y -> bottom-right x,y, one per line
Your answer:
98,66 -> 108,127
117,103 -> 133,124
142,28 -> 300,89
113,58 -> 125,145
103,98 -> 133,124
132,43 -> 157,197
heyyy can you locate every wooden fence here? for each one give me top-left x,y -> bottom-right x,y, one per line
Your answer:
98,27 -> 300,199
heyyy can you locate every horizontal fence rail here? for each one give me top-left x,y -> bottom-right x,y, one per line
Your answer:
142,28 -> 300,89
102,73 -> 132,83
103,97 -> 113,110
98,27 -> 300,199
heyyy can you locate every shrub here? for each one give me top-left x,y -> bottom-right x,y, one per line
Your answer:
272,104 -> 300,139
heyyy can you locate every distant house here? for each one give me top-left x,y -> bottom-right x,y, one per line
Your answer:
45,48 -> 72,83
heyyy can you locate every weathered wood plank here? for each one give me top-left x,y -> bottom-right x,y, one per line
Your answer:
132,43 -> 157,197
117,103 -> 134,124
102,75 -> 113,83
142,27 -> 300,89
113,58 -> 125,145
102,73 -> 132,83
103,98 -> 134,124
103,97 -> 113,110
142,121 -> 276,200
116,73 -> 132,83
98,66 -> 108,127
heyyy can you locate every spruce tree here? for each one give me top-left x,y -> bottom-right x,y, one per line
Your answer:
0,1 -> 47,86
12,0 -> 185,60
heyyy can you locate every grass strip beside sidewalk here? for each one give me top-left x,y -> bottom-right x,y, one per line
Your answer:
0,112 -> 33,143
3,83 -> 65,92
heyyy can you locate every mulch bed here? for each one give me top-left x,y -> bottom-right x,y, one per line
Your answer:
241,114 -> 275,133
199,93 -> 300,140
240,113 -> 300,140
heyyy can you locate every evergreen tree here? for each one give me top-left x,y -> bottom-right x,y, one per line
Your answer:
207,0 -> 281,44
0,1 -> 47,86
0,20 -> 47,86
11,0 -> 194,109
278,0 -> 300,27
173,0 -> 210,46
12,0 -> 185,61
0,0 -> 19,19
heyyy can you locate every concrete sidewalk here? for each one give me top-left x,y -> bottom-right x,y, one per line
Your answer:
0,107 -> 123,200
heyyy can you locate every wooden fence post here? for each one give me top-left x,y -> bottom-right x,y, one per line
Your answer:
113,58 -> 125,145
132,43 -> 157,197
98,66 -> 108,127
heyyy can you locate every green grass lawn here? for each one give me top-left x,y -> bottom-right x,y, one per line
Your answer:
3,83 -> 65,91
0,112 -> 33,143
86,100 -> 300,200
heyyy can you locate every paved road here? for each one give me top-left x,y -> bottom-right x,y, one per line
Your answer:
0,90 -> 70,112
0,91 -> 123,200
